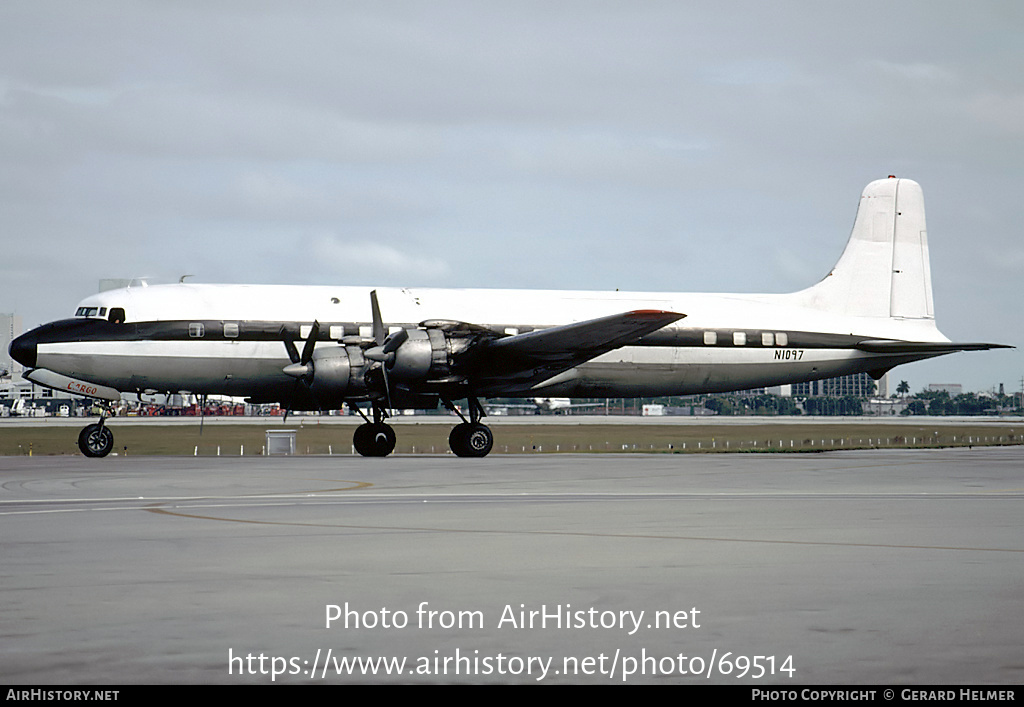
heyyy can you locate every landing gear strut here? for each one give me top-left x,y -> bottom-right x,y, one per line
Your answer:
78,413 -> 114,458
444,396 -> 493,458
350,402 -> 396,457
348,396 -> 494,458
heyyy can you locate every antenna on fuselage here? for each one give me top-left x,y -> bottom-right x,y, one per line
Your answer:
179,274 -> 194,283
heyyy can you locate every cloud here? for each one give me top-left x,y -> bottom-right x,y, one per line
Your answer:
1,1 -> 1021,390
308,232 -> 452,280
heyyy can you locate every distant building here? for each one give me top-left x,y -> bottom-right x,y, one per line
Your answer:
927,383 -> 963,396
792,372 -> 886,398
1,313 -> 23,378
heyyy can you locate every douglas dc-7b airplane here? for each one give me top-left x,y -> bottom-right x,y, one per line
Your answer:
9,177 -> 1008,458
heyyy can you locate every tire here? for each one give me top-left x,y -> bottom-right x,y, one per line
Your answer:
78,424 -> 114,458
449,423 -> 493,458
353,422 -> 396,457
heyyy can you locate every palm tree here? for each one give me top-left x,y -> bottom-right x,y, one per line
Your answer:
897,380 -> 910,398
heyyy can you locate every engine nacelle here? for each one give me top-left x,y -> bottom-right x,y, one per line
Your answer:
305,345 -> 369,405
386,328 -> 450,381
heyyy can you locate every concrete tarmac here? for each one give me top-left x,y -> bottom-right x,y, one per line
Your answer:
1,448 -> 1021,684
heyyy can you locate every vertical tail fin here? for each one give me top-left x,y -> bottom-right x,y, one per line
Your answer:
795,177 -> 935,320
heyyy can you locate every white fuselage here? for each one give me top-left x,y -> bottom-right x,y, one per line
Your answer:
34,281 -> 947,401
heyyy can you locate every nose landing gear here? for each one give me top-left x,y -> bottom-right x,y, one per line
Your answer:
78,414 -> 114,458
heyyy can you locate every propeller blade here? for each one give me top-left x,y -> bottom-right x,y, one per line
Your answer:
382,329 -> 408,355
300,321 -> 320,365
381,362 -> 393,410
370,291 -> 386,346
281,327 -> 300,364
368,291 -> 393,409
283,388 -> 293,422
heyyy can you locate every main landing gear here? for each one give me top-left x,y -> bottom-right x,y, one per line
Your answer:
78,414 -> 114,458
349,397 -> 494,458
444,397 -> 493,458
350,402 -> 397,457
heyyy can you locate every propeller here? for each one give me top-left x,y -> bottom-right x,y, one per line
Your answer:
281,321 -> 320,420
277,291 -> 400,416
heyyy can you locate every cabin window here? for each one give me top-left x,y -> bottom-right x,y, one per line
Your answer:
733,331 -> 746,346
776,332 -> 788,346
99,307 -> 107,317
703,331 -> 717,345
188,323 -> 205,338
223,322 -> 239,338
108,308 -> 126,324
505,327 -> 519,336
75,307 -> 100,317
329,325 -> 343,340
762,332 -> 774,346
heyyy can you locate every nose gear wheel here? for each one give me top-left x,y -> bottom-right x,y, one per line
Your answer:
78,422 -> 114,458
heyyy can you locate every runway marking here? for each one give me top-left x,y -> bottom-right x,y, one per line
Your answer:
5,487 -> 1021,516
0,479 -> 374,513
143,503 -> 1024,554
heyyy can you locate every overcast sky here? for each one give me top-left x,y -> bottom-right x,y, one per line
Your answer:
1,1 -> 1021,393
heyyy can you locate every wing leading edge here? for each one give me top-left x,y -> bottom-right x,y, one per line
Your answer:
466,309 -> 685,388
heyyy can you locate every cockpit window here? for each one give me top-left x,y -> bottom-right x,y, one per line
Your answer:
76,306 -> 123,321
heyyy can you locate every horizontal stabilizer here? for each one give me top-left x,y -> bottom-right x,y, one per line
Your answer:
855,339 -> 1013,354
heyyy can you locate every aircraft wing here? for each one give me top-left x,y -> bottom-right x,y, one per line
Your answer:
467,309 -> 684,384
488,309 -> 683,359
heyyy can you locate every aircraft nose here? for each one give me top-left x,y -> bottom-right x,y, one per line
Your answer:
9,330 -> 37,369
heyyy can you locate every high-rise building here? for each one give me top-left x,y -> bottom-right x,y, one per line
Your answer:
1,313 -> 23,377
792,372 -> 885,398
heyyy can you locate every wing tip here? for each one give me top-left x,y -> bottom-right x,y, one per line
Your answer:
628,309 -> 686,321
